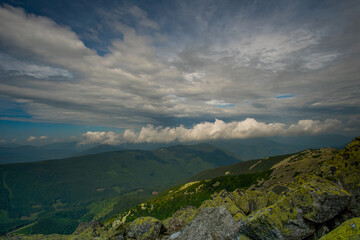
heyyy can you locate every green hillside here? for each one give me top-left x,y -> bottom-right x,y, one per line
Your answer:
20,136 -> 355,240
103,151 -> 304,227
190,152 -> 294,181
0,143 -> 240,235
2,137 -> 359,239
110,170 -> 272,225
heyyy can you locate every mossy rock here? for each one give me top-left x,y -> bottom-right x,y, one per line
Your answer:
289,175 -> 351,223
233,233 -> 253,240
199,189 -> 246,221
173,207 -> 240,240
126,216 -> 166,240
317,137 -> 360,190
199,188 -> 278,219
232,189 -> 279,215
320,217 -> 360,240
72,220 -> 108,238
163,206 -> 199,233
241,175 -> 351,240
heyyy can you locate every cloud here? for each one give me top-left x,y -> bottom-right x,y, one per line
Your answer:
128,6 -> 159,30
80,118 -> 342,145
302,53 -> 340,71
80,131 -> 119,145
205,99 -> 235,108
183,72 -> 205,82
0,53 -> 72,79
0,2 -> 359,135
27,136 -> 37,142
27,136 -> 47,141
0,4 -> 94,66
287,119 -> 342,135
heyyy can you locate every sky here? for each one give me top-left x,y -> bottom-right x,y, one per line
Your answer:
0,0 -> 359,145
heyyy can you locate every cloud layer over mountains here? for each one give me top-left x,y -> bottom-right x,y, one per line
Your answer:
80,118 -> 341,144
0,0 -> 359,141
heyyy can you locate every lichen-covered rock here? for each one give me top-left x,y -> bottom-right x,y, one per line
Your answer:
112,219 -> 123,229
126,216 -> 166,240
241,175 -> 351,240
316,137 -> 360,216
241,203 -> 315,240
73,219 -> 106,237
317,137 -> 360,188
290,175 -> 351,223
232,189 -> 279,215
319,217 -> 360,240
163,206 -> 198,233
172,207 -> 240,240
233,233 -> 253,240
199,190 -> 245,221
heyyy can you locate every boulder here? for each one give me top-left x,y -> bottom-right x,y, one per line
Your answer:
289,175 -> 351,223
319,217 -> 360,240
231,189 -> 278,215
240,175 -> 351,240
72,220 -> 105,237
171,207 -> 240,240
163,206 -> 198,233
126,217 -> 166,240
233,233 -> 253,240
199,190 -> 245,221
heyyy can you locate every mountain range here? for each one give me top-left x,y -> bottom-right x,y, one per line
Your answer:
0,134 -> 353,164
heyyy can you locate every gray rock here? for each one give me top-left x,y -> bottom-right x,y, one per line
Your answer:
168,231 -> 181,240
172,207 -> 240,240
112,219 -> 122,229
240,176 -> 350,240
233,233 -> 253,240
303,186 -> 351,223
126,217 -> 166,240
73,219 -> 104,237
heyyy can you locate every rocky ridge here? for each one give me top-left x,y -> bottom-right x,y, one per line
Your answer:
3,137 -> 360,240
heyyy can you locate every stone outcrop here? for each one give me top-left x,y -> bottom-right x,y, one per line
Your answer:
72,219 -> 106,237
319,217 -> 360,240
163,206 -> 198,233
170,207 -> 240,240
126,217 -> 166,240
240,175 -> 351,240
199,190 -> 246,221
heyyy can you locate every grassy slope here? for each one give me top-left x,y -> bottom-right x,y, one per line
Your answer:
112,170 -> 273,224
190,153 -> 294,181
110,150 -> 325,226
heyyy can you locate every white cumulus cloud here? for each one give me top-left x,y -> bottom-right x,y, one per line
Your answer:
27,136 -> 47,141
27,136 -> 37,142
80,118 -> 341,145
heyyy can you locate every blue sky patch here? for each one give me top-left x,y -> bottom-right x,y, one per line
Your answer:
275,94 -> 296,99
218,103 -> 236,108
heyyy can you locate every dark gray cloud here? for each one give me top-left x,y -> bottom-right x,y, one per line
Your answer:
0,0 -> 359,139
